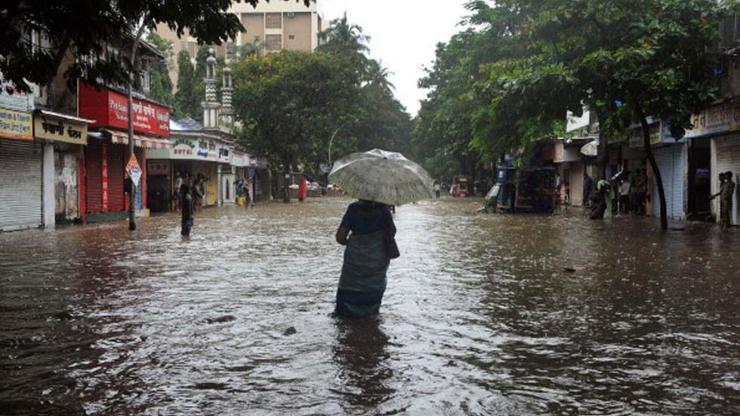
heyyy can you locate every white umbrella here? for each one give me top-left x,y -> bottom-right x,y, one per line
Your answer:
329,149 -> 434,205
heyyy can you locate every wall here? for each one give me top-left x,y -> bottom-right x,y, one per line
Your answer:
242,13 -> 265,45
283,13 -> 312,52
54,149 -> 80,221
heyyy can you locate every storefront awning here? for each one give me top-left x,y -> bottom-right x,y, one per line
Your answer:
104,129 -> 172,149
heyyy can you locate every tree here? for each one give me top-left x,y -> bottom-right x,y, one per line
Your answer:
0,0 -> 311,91
233,51 -> 358,202
145,33 -> 175,107
174,50 -> 199,119
469,0 -> 730,230
316,16 -> 414,163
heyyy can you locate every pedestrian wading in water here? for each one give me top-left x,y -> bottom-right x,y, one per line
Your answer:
335,199 -> 397,318
181,184 -> 194,237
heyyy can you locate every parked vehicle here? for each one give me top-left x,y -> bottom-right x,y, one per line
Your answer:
451,175 -> 472,197
493,167 -> 556,213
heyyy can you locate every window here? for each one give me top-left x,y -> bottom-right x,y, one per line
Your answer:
266,13 -> 282,29
265,34 -> 282,51
288,35 -> 295,40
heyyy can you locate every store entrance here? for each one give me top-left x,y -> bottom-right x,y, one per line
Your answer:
687,139 -> 712,221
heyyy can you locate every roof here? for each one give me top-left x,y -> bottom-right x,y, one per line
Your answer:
170,117 -> 203,131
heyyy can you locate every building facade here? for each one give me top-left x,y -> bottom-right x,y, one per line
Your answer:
155,1 -> 323,88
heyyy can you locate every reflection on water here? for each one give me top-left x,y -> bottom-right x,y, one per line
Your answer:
0,198 -> 739,415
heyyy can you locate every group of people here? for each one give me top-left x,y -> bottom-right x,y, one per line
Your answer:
173,172 -> 207,237
173,172 -> 207,213
588,169 -> 648,220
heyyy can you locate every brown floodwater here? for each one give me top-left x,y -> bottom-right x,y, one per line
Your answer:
0,198 -> 738,415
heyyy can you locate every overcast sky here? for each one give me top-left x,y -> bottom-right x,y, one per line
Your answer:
319,0 -> 469,116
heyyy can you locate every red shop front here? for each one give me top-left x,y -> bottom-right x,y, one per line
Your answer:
78,83 -> 170,220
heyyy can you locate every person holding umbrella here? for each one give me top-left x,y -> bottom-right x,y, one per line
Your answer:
330,149 -> 433,318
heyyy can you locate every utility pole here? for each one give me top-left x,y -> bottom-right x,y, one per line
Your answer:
327,123 -> 346,165
127,18 -> 148,231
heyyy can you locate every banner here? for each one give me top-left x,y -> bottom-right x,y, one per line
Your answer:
126,154 -> 142,187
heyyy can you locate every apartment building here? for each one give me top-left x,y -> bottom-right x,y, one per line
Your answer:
155,0 -> 323,88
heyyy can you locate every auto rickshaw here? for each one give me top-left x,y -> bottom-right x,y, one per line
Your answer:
451,175 -> 472,197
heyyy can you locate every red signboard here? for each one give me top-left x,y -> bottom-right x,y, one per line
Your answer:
78,82 -> 170,137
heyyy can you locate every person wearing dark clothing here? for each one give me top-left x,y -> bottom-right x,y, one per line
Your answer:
711,172 -> 736,229
590,179 -> 610,220
583,174 -> 594,208
181,184 -> 194,237
335,200 -> 396,318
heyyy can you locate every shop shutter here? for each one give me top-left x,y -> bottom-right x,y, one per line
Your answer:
715,137 -> 740,225
85,140 -> 102,213
108,144 -> 125,212
653,144 -> 685,219
0,140 -> 42,231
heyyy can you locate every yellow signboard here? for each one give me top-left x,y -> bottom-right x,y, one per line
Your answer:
0,108 -> 33,141
33,115 -> 88,145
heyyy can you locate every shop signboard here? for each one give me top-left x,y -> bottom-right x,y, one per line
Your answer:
0,108 -> 33,141
0,79 -> 34,112
685,102 -> 740,139
78,82 -> 170,137
628,123 -> 662,148
33,113 -> 88,145
148,136 -> 233,163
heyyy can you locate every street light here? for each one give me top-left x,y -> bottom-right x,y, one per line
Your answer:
327,123 -> 347,165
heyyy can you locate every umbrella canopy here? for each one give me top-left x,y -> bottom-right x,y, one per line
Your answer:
329,149 -> 434,205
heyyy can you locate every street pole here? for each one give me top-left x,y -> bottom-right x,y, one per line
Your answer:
127,20 -> 147,231
327,123 -> 346,166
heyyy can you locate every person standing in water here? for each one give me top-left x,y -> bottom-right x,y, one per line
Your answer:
181,184 -> 194,237
335,199 -> 396,318
711,172 -> 736,229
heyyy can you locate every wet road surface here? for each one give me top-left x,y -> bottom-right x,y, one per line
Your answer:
1,198 -> 739,415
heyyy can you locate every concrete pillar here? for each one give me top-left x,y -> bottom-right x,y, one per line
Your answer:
42,143 -> 55,229
217,164 -> 223,206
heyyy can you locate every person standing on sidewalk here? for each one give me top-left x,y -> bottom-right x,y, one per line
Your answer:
180,184 -> 194,237
434,182 -> 441,199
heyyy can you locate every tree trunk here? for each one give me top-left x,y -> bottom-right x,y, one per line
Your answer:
633,100 -> 668,230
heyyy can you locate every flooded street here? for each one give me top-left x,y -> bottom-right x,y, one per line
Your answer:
1,198 -> 739,415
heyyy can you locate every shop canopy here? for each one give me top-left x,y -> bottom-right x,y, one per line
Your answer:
103,129 -> 172,149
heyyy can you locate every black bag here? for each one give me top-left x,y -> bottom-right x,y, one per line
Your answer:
383,208 -> 400,259
384,231 -> 400,259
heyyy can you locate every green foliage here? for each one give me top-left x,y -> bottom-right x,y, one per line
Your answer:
231,15 -> 413,179
174,50 -> 200,120
233,51 -> 360,173
0,0 -> 271,91
145,33 -> 175,107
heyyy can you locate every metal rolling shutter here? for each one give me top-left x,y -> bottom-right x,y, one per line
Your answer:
0,140 -> 42,231
715,137 -> 740,225
85,140 -> 102,213
653,144 -> 685,219
108,144 -> 125,212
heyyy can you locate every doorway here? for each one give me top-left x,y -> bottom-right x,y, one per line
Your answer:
687,139 -> 711,221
